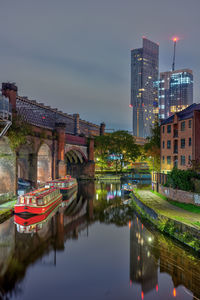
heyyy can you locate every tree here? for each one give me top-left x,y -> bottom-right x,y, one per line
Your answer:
143,119 -> 160,172
94,131 -> 140,172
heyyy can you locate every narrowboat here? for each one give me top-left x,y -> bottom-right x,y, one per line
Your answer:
14,187 -> 62,215
14,199 -> 61,233
45,176 -> 78,196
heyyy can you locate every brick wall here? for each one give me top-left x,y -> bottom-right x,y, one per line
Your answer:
159,184 -> 200,206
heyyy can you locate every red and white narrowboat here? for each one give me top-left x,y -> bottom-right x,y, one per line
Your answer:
45,176 -> 78,196
14,187 -> 62,215
14,199 -> 61,233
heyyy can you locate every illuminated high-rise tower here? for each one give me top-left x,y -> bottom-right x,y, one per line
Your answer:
158,69 -> 193,120
130,38 -> 159,138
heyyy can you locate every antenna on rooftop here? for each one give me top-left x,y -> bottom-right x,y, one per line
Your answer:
172,37 -> 179,71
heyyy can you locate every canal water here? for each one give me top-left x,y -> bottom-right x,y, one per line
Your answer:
0,180 -> 199,300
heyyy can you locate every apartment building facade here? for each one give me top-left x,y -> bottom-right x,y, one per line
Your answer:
160,104 -> 200,173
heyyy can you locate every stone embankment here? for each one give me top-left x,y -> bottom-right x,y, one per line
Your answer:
129,189 -> 200,252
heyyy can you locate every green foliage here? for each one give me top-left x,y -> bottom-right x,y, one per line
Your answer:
7,116 -> 32,151
94,131 -> 140,172
165,167 -> 200,191
169,200 -> 200,214
143,119 -> 161,172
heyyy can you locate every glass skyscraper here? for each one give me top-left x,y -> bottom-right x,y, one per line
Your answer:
158,69 -> 193,120
131,38 -> 159,138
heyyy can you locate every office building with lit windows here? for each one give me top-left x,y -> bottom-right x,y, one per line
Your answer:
130,38 -> 159,138
158,69 -> 193,120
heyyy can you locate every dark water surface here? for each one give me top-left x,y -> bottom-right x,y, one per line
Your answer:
0,181 -> 199,300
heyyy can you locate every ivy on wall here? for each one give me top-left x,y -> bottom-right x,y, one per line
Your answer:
7,116 -> 32,151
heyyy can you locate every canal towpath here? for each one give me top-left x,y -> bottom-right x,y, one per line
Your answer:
133,189 -> 200,229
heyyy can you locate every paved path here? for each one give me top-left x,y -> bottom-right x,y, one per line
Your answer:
135,190 -> 200,228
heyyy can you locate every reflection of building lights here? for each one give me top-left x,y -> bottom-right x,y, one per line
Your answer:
96,194 -> 98,200
147,251 -> 150,257
137,256 -> 140,261
130,279 -> 132,286
129,221 -> 131,229
141,291 -> 144,300
156,284 -> 158,292
173,288 -> 176,297
142,224 -> 143,230
148,237 -> 152,242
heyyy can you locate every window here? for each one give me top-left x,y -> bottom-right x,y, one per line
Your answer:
162,156 -> 165,163
167,125 -> 171,133
189,137 -> 192,146
189,120 -> 192,128
181,121 -> 185,131
181,155 -> 185,166
167,140 -> 171,149
188,155 -> 192,164
167,156 -> 171,165
181,139 -> 185,149
163,141 -> 165,148
162,126 -> 165,133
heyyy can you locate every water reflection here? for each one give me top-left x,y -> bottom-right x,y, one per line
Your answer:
0,181 -> 199,299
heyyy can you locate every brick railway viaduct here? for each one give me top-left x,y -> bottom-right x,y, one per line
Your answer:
0,83 -> 105,195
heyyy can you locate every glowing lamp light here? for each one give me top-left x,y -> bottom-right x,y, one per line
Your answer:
129,104 -> 133,108
172,36 -> 179,42
42,116 -> 46,120
173,288 -> 177,297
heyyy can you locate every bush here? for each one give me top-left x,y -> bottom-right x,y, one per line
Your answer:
165,168 -> 200,192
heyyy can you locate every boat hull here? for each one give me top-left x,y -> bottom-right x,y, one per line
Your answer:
14,195 -> 62,215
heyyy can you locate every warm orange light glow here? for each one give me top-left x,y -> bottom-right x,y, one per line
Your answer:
142,224 -> 143,230
129,221 -> 131,229
141,291 -> 144,300
173,288 -> 177,297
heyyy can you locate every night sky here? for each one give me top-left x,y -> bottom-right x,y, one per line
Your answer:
0,0 -> 199,131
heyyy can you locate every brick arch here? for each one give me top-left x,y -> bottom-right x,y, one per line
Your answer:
37,143 -> 52,184
65,146 -> 88,162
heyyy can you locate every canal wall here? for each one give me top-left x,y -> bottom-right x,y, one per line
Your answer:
159,184 -> 200,206
130,192 -> 200,253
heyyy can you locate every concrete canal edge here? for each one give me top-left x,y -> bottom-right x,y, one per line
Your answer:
128,191 -> 200,253
0,208 -> 13,223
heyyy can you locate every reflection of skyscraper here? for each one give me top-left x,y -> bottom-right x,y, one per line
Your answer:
158,69 -> 193,120
130,215 -> 158,294
131,38 -> 159,138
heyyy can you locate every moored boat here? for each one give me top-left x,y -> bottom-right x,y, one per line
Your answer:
14,187 -> 62,215
14,199 -> 61,233
45,176 -> 78,196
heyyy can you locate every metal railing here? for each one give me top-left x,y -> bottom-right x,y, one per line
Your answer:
0,96 -> 12,137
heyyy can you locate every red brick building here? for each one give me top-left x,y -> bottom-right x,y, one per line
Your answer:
160,104 -> 200,173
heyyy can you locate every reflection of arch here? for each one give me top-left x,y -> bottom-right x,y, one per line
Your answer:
37,143 -> 52,184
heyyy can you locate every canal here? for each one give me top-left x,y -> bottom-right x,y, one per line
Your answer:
0,180 -> 199,300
